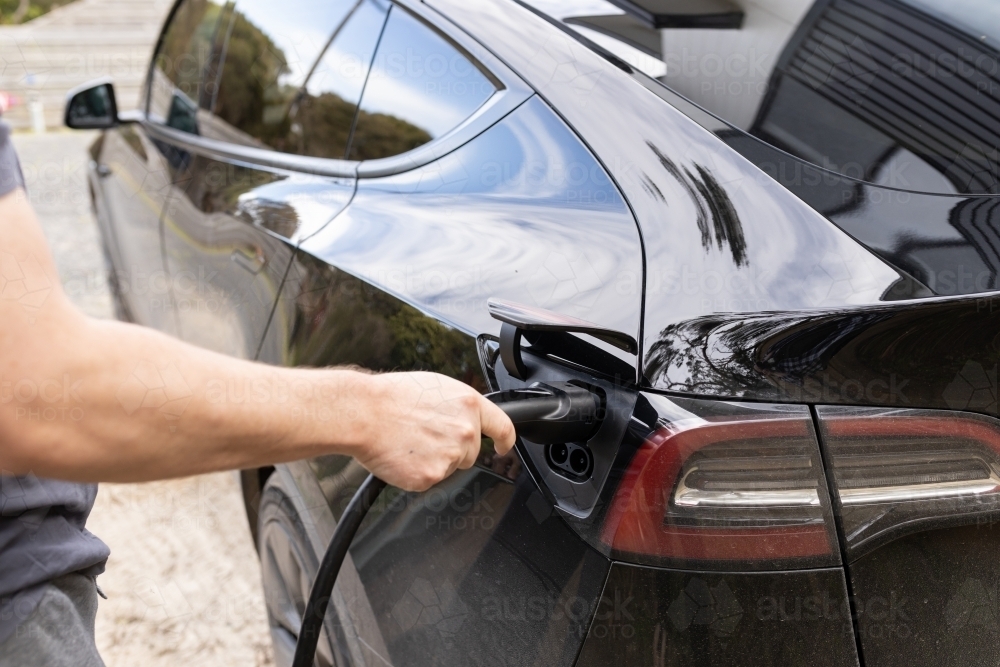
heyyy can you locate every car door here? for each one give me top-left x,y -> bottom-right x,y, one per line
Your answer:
259,3 -> 646,665
92,0 -> 228,333
147,0 -> 382,358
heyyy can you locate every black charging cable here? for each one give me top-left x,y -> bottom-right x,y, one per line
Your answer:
291,382 -> 600,667
291,473 -> 386,667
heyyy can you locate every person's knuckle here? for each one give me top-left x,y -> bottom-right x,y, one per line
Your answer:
417,470 -> 436,491
457,423 -> 477,443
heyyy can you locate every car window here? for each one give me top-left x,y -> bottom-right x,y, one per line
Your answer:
347,6 -> 497,161
202,0 -> 389,157
148,0 -> 230,132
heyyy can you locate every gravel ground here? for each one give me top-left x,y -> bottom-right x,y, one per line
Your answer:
11,129 -> 276,667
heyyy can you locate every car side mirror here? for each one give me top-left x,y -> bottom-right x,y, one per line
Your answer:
64,79 -> 125,130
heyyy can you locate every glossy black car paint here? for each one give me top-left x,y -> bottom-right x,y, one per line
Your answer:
331,457 -> 609,667
159,151 -> 302,359
296,94 -> 644,352
436,0 -> 1000,415
603,0 -> 1000,299
81,0 -> 1000,665
576,564 -> 858,667
93,123 -> 180,333
256,251 -> 615,666
642,294 -> 1000,413
846,524 -> 1000,667
426,0 -> 922,383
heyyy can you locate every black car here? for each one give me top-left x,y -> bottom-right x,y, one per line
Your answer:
65,0 -> 1000,665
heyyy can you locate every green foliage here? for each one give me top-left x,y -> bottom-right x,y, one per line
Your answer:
210,8 -> 433,161
287,259 -> 484,391
212,10 -> 288,143
386,306 -> 478,383
349,110 -> 433,161
286,92 -> 357,159
157,0 -> 226,102
0,0 -> 76,24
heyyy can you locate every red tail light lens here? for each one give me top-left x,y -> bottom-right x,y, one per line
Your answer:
816,407 -> 1000,560
601,394 -> 841,571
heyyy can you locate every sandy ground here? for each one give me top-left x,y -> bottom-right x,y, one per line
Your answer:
12,129 -> 276,666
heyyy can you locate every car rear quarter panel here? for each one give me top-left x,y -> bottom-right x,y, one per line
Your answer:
424,0 -> 910,370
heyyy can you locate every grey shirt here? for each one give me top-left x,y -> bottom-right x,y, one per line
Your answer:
0,122 -> 110,643
0,478 -> 109,643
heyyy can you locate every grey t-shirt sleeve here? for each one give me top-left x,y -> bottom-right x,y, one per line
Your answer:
0,122 -> 25,198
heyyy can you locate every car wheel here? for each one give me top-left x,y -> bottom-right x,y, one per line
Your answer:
257,476 -> 337,667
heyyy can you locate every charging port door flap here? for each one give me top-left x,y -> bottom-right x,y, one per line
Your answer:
492,347 -> 637,519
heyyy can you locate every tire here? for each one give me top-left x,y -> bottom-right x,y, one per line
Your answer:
257,477 -> 338,667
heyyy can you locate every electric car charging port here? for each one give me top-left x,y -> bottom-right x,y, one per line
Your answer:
546,441 -> 594,480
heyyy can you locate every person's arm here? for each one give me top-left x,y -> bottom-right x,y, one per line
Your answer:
0,135 -> 513,491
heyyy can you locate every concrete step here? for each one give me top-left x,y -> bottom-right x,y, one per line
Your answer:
0,0 -> 171,130
1,31 -> 163,45
28,0 -> 171,27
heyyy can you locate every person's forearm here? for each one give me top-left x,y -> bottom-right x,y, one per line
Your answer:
2,307 -> 377,482
0,186 -> 375,481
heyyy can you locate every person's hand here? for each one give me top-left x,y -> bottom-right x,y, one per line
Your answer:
351,372 -> 516,492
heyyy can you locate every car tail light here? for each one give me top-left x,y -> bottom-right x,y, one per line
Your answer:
816,406 -> 1000,560
600,394 -> 841,571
